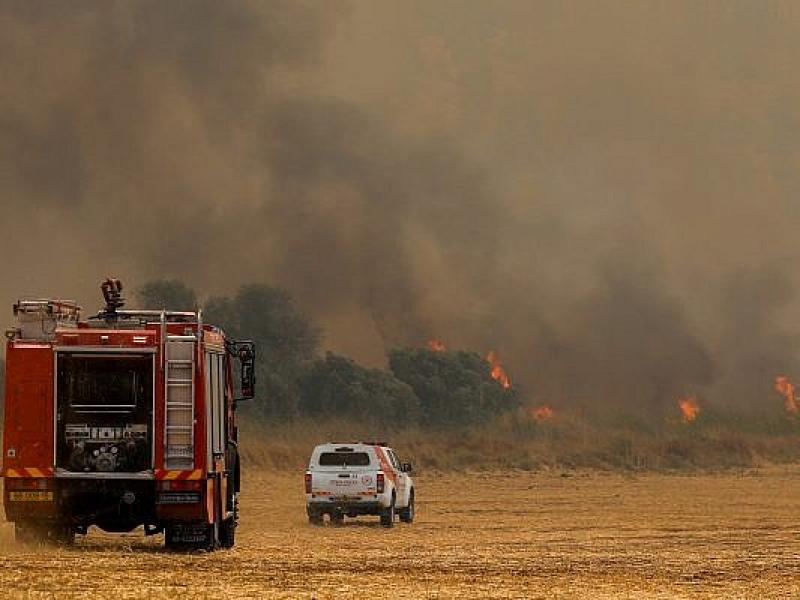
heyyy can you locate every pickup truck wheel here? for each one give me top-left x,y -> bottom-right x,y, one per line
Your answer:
399,490 -> 415,523
380,494 -> 395,528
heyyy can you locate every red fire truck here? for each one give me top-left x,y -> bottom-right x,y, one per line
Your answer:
2,280 -> 255,549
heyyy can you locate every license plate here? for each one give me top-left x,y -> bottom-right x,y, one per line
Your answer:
8,491 -> 53,502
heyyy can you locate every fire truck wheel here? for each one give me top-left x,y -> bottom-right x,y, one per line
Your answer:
50,524 -> 76,546
399,489 -> 415,523
164,526 -> 183,551
15,521 -> 74,546
14,521 -> 43,545
219,517 -> 236,549
380,494 -> 396,528
329,512 -> 344,526
308,512 -> 323,526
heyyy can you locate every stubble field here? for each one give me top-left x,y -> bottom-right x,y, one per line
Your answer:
0,467 -> 799,598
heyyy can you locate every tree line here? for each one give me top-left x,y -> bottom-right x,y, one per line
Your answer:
137,280 -> 518,427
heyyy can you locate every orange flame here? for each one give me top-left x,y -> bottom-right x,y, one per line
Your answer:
532,405 -> 554,421
774,375 -> 799,414
486,350 -> 511,389
427,339 -> 447,352
678,396 -> 700,423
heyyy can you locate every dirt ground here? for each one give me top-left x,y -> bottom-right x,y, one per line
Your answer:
0,468 -> 799,598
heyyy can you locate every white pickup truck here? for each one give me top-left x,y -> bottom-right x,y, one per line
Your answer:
305,442 -> 415,527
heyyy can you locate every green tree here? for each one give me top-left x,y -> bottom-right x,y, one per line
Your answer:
205,284 -> 322,419
136,279 -> 198,311
389,348 -> 518,426
297,352 -> 420,427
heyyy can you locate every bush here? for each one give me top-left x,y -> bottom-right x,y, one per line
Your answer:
388,348 -> 519,426
205,284 -> 322,420
297,352 -> 420,427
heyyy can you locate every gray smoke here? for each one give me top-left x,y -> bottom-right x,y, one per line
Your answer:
2,1 -> 799,416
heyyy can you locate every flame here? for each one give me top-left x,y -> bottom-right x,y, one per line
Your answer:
532,405 -> 554,421
774,375 -> 799,414
427,339 -> 447,352
486,350 -> 512,389
678,396 -> 700,423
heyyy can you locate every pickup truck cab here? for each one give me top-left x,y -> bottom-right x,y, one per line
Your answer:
305,443 -> 414,528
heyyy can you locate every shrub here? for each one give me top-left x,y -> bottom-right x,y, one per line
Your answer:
388,347 -> 519,426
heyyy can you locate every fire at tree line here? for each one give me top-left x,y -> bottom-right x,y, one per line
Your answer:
1,279 -> 798,436
0,280 -> 518,430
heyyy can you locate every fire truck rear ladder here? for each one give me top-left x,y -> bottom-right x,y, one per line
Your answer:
164,332 -> 197,470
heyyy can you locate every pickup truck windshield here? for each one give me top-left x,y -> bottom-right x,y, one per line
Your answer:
318,452 -> 371,467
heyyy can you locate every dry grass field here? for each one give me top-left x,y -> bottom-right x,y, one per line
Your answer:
0,468 -> 799,598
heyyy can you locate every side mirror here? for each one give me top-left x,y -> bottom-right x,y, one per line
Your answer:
228,340 -> 256,401
401,463 -> 412,473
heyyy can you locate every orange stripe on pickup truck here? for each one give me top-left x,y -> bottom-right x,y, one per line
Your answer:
374,446 -> 398,485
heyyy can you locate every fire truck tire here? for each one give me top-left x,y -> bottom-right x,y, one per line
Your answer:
399,489 -> 415,523
220,494 -> 238,548
14,521 -> 43,545
52,524 -> 75,546
308,512 -> 323,526
219,517 -> 236,549
15,521 -> 74,546
164,526 -> 185,551
380,494 -> 396,528
330,511 -> 344,526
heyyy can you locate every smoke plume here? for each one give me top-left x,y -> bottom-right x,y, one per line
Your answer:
2,1 -> 800,416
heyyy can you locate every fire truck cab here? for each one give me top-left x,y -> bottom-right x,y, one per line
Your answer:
2,280 -> 255,550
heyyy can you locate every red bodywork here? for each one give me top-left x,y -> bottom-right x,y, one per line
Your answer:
2,315 -> 242,545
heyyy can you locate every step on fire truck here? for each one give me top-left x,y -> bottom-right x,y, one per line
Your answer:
2,279 -> 255,550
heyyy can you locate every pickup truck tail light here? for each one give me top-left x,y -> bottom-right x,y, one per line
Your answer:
305,472 -> 312,494
376,473 -> 385,494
